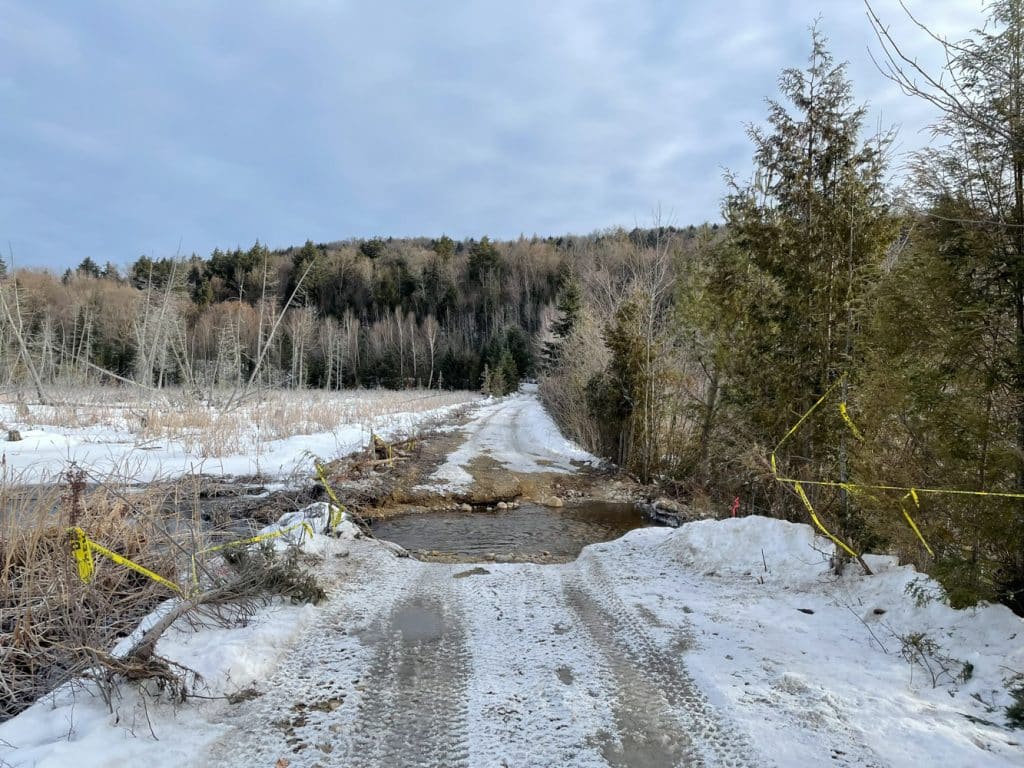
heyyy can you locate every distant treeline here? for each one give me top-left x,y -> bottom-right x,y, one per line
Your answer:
0,227 -> 706,395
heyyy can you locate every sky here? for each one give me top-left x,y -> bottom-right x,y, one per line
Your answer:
0,1 -> 985,270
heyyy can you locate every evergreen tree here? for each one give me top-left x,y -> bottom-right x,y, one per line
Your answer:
873,0 -> 1024,494
467,236 -> 504,284
706,27 -> 895,532
432,234 -> 455,262
498,349 -> 518,394
359,238 -> 385,260
542,272 -> 582,369
77,257 -> 101,278
858,201 -> 1018,604
288,239 -> 321,305
868,0 -> 1024,604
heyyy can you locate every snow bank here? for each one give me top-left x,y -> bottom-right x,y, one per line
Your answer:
659,515 -> 833,582
592,517 -> 1024,767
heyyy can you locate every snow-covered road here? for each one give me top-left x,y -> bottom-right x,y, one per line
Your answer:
2,392 -> 1022,767
20,519 -> 1009,768
427,385 -> 598,491
207,541 -> 757,767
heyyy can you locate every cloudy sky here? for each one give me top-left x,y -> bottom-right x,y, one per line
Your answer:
0,1 -> 984,270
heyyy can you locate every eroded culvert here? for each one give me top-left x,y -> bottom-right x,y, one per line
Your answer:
369,501 -> 657,563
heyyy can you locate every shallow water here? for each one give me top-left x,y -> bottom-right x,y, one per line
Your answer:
370,501 -> 653,561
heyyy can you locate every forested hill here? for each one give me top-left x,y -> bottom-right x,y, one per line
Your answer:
6,7 -> 1024,613
0,226 -> 708,394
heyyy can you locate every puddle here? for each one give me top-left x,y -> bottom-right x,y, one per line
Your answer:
370,501 -> 654,562
393,603 -> 444,643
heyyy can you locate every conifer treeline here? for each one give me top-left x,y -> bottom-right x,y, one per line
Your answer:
539,11 -> 1024,609
0,228 -> 702,396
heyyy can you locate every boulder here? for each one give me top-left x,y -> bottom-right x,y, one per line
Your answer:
6,429 -> 22,442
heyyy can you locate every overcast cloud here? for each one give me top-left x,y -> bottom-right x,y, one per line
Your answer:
0,0 -> 984,269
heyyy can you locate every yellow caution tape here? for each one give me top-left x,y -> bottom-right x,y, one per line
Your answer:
71,518 -> 316,596
68,526 -> 183,595
200,521 -> 314,557
792,482 -> 859,559
838,402 -> 864,441
315,460 -> 347,529
900,489 -> 934,557
189,520 -> 315,588
768,373 -> 1024,559
770,377 -> 844,475
70,526 -> 95,583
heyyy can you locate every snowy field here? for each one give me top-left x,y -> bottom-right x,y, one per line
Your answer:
0,388 -> 481,483
2,513 -> 1021,767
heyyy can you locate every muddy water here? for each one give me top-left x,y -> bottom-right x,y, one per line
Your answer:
370,502 -> 654,562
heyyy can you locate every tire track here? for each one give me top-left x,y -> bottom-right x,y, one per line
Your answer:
206,548 -> 412,767
454,565 -> 618,767
565,557 -> 761,768
343,568 -> 472,768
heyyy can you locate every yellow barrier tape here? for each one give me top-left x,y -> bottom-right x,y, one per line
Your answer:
770,376 -> 846,475
70,527 -> 94,583
72,518 -> 316,596
201,521 -> 315,557
68,527 -> 183,595
769,375 -> 862,558
768,373 -> 1024,559
315,461 -> 347,529
792,482 -> 859,559
900,489 -> 934,557
838,402 -> 864,441
773,476 -> 1024,501
190,520 -> 315,588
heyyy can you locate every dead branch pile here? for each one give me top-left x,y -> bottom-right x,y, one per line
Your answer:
0,470 -> 329,723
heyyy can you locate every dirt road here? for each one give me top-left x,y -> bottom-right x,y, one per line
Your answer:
207,545 -> 763,768
206,392 -> 761,767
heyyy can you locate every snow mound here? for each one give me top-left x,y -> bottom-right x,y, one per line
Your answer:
260,501 -> 362,548
661,515 -> 834,582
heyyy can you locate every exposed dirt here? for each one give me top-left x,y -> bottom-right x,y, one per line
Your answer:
304,415 -> 646,525
196,397 -> 668,546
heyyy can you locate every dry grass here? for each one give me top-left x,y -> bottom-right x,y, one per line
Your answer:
0,469 -> 180,720
0,462 -> 332,722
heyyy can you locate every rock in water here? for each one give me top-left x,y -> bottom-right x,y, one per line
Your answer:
653,496 -> 684,514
